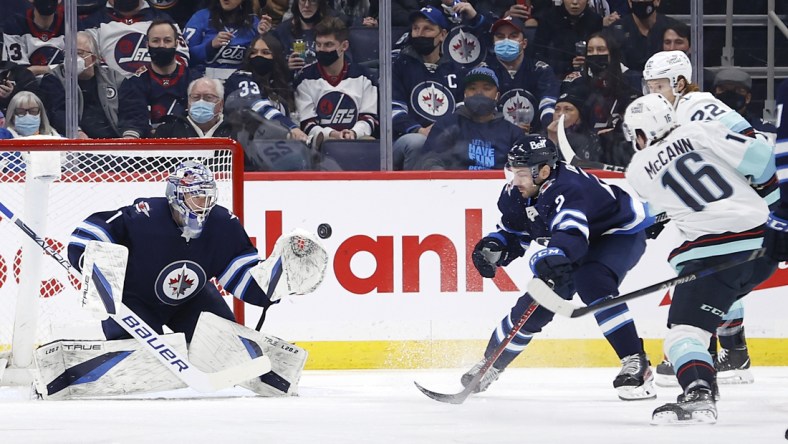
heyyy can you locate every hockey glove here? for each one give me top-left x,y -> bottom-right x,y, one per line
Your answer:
764,206 -> 788,261
472,232 -> 526,278
529,247 -> 573,289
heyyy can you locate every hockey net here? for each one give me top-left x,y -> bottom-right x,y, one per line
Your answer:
0,138 -> 244,381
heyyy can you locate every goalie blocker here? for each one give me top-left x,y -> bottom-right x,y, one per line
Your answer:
35,312 -> 307,399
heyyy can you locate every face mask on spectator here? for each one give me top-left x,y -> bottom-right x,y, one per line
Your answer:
189,100 -> 217,124
464,94 -> 497,116
494,39 -> 521,62
299,11 -> 322,24
631,1 -> 655,20
585,54 -> 610,75
33,0 -> 58,15
77,56 -> 94,75
148,46 -> 177,66
715,90 -> 747,112
316,49 -> 339,66
114,0 -> 139,13
15,114 -> 41,136
410,36 -> 438,56
250,56 -> 274,76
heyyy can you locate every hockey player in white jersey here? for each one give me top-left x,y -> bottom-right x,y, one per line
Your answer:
623,94 -> 778,424
642,50 -> 778,384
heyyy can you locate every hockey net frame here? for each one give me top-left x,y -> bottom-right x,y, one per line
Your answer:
0,138 -> 246,384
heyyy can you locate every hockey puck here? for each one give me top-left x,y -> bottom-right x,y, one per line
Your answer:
317,223 -> 332,239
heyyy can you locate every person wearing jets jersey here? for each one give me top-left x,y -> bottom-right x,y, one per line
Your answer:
642,50 -> 780,385
2,0 -> 65,76
623,94 -> 778,424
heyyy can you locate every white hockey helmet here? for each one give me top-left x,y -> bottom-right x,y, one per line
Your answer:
642,50 -> 692,97
166,160 -> 217,239
623,94 -> 677,150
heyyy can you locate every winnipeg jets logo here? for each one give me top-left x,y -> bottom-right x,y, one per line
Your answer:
444,27 -> 483,66
115,32 -> 150,74
411,81 -> 454,121
316,91 -> 358,130
155,261 -> 207,305
134,202 -> 150,217
498,89 -> 536,126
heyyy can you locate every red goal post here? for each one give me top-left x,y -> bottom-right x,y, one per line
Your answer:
0,138 -> 246,381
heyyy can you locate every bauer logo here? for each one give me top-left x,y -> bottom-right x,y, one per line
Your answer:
154,261 -> 207,306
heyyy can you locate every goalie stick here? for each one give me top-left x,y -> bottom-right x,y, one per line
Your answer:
414,301 -> 540,404
556,114 -> 626,173
528,248 -> 767,318
0,200 -> 271,393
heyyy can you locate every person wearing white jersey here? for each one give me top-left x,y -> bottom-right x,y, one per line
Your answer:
623,94 -> 778,424
641,50 -> 780,384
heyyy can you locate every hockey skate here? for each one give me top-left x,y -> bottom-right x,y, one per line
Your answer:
716,347 -> 754,384
460,359 -> 502,393
651,383 -> 717,425
655,359 -> 679,387
613,353 -> 656,400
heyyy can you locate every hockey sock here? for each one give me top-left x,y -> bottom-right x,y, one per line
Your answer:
707,334 -> 718,357
718,300 -> 746,349
594,304 -> 642,358
483,313 -> 534,369
667,336 -> 716,391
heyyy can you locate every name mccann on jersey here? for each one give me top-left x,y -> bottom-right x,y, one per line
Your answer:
643,138 -> 695,179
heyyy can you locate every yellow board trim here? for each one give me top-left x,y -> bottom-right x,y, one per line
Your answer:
296,339 -> 788,370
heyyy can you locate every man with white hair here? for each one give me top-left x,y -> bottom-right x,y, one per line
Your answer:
155,77 -> 232,138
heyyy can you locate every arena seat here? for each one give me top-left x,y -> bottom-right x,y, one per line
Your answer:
320,139 -> 381,171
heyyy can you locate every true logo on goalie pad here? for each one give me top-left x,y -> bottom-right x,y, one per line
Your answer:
154,260 -> 207,305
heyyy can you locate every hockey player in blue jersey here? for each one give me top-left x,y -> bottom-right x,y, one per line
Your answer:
67,161 -> 273,342
765,78 -> 788,261
463,134 -> 657,400
183,0 -> 262,80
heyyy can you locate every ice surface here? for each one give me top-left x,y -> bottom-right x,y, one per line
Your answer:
1,367 -> 787,443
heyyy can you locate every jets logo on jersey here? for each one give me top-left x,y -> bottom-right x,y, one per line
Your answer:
498,89 -> 537,126
207,45 -> 246,65
442,27 -> 485,67
134,202 -> 150,217
106,86 -> 117,100
411,81 -> 455,121
155,260 -> 207,305
115,32 -> 150,74
317,91 -> 358,130
29,46 -> 64,66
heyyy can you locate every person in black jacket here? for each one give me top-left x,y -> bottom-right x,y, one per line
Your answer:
155,77 -> 233,138
533,0 -> 602,79
0,60 -> 42,117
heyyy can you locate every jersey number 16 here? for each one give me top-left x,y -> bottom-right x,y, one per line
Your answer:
661,152 -> 733,211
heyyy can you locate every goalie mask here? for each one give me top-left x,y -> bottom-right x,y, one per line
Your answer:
623,94 -> 677,151
166,161 -> 217,239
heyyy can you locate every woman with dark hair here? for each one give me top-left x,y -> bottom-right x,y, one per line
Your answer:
567,31 -> 640,167
224,34 -> 308,141
184,0 -> 268,80
272,0 -> 331,71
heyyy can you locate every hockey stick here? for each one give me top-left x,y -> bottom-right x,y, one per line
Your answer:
556,114 -> 626,173
528,248 -> 767,318
414,301 -> 541,404
0,201 -> 271,393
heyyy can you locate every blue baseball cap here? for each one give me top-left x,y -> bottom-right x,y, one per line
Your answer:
463,67 -> 499,89
409,6 -> 450,30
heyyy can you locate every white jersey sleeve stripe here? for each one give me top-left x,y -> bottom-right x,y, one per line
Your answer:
218,252 -> 260,287
75,221 -> 115,244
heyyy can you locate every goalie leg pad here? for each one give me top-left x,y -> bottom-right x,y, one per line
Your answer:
33,336 -> 188,399
189,312 -> 307,396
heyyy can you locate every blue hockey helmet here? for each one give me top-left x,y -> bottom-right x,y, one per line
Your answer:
506,134 -> 559,180
165,161 -> 217,240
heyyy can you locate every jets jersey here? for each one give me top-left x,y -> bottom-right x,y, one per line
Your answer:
295,61 -> 379,138
224,70 -> 298,130
2,9 -> 65,67
392,47 -> 465,137
485,54 -> 558,130
776,79 -> 788,198
183,9 -> 260,80
497,163 -> 651,263
626,120 -> 775,269
67,198 -> 273,310
117,62 -> 190,138
79,4 -> 189,77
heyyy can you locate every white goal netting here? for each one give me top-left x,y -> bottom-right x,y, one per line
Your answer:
0,139 -> 243,373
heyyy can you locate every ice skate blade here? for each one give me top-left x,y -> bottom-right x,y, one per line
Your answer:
655,374 -> 680,388
716,369 -> 754,384
651,409 -> 717,425
617,381 -> 657,401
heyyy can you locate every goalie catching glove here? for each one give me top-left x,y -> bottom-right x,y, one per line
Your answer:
472,231 -> 526,278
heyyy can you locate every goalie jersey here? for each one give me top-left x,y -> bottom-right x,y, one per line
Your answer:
2,8 -> 65,67
67,198 -> 274,311
626,120 -> 775,269
497,163 -> 652,264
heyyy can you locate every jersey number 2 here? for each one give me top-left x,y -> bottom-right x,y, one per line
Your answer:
661,152 -> 733,211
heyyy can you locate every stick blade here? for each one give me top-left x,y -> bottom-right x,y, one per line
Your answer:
413,381 -> 472,405
527,278 -> 580,317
